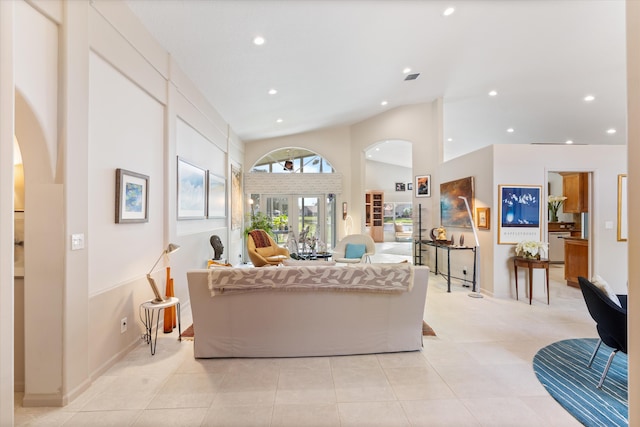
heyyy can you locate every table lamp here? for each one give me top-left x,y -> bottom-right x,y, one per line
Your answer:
146,243 -> 180,304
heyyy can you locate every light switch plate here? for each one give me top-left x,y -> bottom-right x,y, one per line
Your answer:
605,221 -> 614,230
71,233 -> 85,250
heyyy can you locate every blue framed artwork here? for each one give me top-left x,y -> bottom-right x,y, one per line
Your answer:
177,157 -> 207,219
498,184 -> 542,244
115,168 -> 149,223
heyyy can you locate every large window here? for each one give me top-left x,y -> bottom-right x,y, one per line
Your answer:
251,147 -> 334,174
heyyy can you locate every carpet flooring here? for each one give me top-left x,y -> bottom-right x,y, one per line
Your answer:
533,338 -> 628,427
179,321 -> 435,340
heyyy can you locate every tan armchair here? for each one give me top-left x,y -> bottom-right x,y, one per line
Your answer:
332,234 -> 376,263
247,229 -> 290,267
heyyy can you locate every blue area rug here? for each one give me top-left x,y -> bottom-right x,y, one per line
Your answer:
533,338 -> 628,426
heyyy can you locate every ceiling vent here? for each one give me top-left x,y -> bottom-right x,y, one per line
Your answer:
404,73 -> 420,81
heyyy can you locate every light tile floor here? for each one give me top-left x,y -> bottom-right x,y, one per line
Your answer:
16,245 -> 592,426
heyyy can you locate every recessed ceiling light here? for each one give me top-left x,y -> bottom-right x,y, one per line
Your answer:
607,128 -> 617,134
253,36 -> 265,46
403,67 -> 412,74
488,90 -> 498,97
566,140 -> 574,144
443,7 -> 455,16
507,128 -> 515,133
276,118 -> 283,123
583,95 -> 595,102
367,154 -> 372,158
447,138 -> 453,142
375,147 -> 380,151
268,88 -> 277,95
381,100 -> 388,106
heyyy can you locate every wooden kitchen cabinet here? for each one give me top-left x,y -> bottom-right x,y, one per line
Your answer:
562,172 -> 588,213
564,237 -> 588,288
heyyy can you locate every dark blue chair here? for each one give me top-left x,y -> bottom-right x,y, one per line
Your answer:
578,276 -> 627,389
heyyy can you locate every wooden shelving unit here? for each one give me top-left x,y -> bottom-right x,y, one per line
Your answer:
365,191 -> 384,242
413,203 -> 428,265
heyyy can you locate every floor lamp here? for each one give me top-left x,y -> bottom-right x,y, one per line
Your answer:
459,196 -> 483,298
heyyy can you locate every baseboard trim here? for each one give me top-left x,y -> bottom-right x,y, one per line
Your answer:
22,392 -> 63,407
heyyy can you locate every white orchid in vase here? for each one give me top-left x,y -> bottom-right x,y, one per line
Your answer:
515,240 -> 548,259
548,195 -> 567,223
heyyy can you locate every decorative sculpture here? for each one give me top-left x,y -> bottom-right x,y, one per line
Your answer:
210,235 -> 224,260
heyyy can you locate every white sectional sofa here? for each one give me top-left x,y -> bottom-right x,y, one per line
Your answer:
186,263 -> 429,358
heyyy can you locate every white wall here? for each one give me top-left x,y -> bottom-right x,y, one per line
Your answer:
491,145 -> 627,297
88,52 -> 165,296
365,160 -> 412,204
0,0 -> 14,421
0,0 -> 245,410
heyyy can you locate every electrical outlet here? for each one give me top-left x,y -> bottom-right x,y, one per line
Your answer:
121,317 -> 127,334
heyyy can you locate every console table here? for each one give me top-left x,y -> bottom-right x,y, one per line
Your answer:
422,240 -> 476,293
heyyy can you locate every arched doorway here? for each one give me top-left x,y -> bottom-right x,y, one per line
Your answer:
14,90 -> 65,406
363,139 -> 413,243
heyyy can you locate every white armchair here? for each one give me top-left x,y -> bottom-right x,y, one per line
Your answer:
332,234 -> 376,263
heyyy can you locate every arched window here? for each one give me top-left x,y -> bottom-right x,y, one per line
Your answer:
251,148 -> 334,174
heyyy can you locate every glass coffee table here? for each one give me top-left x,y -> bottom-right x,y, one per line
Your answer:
297,251 -> 332,261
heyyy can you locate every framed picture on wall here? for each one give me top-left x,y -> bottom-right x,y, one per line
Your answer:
177,157 -> 206,219
395,182 -> 406,191
440,176 -> 474,228
407,183 -> 413,191
115,168 -> 149,223
207,172 -> 226,218
415,175 -> 431,198
476,207 -> 490,230
497,184 -> 542,244
231,165 -> 242,230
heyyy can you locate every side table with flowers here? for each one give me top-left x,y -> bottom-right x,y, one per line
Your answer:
514,240 -> 551,304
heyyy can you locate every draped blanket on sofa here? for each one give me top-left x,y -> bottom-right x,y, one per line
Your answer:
208,263 -> 414,296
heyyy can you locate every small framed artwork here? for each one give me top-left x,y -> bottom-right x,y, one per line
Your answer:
230,165 -> 242,230
476,207 -> 490,230
115,168 -> 149,223
207,172 -> 226,218
415,175 -> 431,198
617,174 -> 627,241
177,157 -> 206,219
395,182 -> 406,191
407,183 -> 413,191
498,184 -> 542,244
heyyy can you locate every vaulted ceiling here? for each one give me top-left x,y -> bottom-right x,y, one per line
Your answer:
127,0 -> 627,163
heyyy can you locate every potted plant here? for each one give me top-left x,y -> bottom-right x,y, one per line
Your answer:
244,211 -> 274,237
